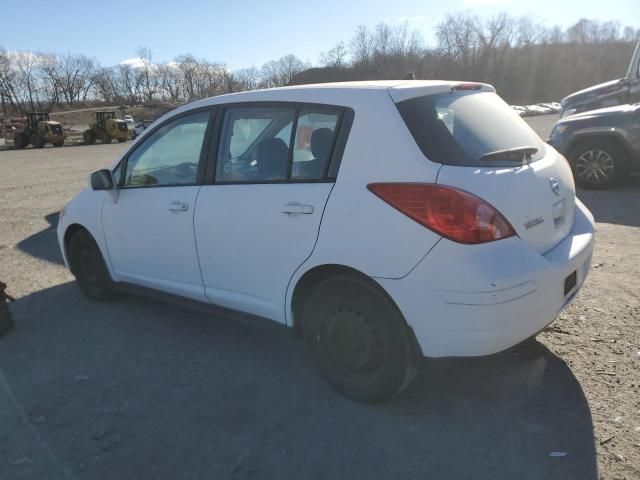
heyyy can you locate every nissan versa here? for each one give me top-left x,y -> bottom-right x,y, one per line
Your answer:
57,81 -> 595,402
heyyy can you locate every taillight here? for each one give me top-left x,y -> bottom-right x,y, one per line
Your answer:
367,183 -> 516,244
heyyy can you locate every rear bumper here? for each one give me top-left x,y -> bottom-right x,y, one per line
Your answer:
376,199 -> 595,358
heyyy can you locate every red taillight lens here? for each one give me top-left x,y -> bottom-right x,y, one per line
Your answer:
367,183 -> 516,244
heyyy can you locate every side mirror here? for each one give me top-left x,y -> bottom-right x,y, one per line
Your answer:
90,169 -> 114,191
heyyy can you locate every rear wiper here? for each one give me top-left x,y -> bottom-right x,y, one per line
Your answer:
480,146 -> 538,162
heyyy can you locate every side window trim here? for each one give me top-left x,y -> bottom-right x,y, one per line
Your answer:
114,106 -> 217,189
286,107 -> 300,180
205,101 -> 353,185
327,107 -> 354,179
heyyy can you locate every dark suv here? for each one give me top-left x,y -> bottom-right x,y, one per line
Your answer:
549,103 -> 640,189
560,41 -> 640,118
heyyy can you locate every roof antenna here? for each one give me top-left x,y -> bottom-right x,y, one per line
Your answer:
404,71 -> 416,80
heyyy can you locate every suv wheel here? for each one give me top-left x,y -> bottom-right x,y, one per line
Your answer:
302,274 -> 420,403
570,139 -> 629,189
68,230 -> 115,301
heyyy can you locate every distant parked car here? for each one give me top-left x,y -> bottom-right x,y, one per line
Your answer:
58,80 -> 594,402
131,120 -> 153,139
510,105 -> 527,116
533,104 -> 553,114
549,102 -> 640,189
560,41 -> 640,118
524,105 -> 544,115
123,115 -> 135,137
539,103 -> 561,113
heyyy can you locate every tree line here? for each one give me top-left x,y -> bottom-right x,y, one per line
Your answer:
1,13 -> 639,116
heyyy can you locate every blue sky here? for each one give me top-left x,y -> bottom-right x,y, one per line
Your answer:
1,0 -> 639,69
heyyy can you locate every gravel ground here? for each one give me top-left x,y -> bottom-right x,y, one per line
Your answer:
0,115 -> 639,480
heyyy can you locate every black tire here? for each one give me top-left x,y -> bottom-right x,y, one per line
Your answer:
53,140 -> 64,148
302,274 -> 420,403
68,230 -> 115,301
13,133 -> 28,149
31,133 -> 44,148
569,139 -> 629,190
117,137 -> 127,143
101,131 -> 112,144
83,130 -> 96,145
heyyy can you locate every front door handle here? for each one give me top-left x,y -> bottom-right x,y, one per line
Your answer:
168,201 -> 189,213
282,203 -> 314,215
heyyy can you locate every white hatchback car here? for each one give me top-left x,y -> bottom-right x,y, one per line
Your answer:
58,81 -> 595,402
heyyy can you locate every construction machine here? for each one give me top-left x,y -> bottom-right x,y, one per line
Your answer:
84,111 -> 129,145
13,112 -> 65,149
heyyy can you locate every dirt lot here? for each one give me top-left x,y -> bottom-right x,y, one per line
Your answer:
0,115 -> 638,480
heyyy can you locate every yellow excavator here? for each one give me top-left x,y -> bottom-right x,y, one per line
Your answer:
13,112 -> 65,149
84,111 -> 129,144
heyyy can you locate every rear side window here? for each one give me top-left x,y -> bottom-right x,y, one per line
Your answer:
215,105 -> 341,182
396,91 -> 546,166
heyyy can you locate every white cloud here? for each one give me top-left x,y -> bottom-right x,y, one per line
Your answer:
119,57 -> 146,69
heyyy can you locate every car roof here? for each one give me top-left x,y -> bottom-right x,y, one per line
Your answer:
145,80 -> 496,137
177,80 -> 495,110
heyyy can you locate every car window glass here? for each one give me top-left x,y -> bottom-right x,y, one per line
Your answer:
124,111 -> 209,187
216,107 -> 295,182
397,92 -> 546,166
291,110 -> 339,180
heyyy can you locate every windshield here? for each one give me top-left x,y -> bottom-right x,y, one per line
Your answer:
396,91 -> 546,166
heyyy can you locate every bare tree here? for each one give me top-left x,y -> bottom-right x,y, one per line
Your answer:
350,25 -> 374,65
320,42 -> 349,67
235,66 -> 260,91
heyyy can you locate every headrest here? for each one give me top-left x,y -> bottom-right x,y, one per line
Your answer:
310,128 -> 333,161
257,138 -> 289,178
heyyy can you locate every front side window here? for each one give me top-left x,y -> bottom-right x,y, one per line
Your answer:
124,111 -> 210,187
215,106 -> 341,182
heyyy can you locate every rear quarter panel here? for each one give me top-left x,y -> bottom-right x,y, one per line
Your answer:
291,91 -> 442,281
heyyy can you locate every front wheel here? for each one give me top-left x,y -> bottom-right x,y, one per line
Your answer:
569,140 -> 629,189
13,133 -> 28,149
302,274 -> 420,403
68,230 -> 115,301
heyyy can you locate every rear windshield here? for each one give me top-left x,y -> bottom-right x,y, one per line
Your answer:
396,91 -> 546,166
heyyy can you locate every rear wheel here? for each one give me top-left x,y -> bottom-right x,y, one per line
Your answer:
83,130 -> 96,145
100,131 -> 111,144
302,274 -> 420,403
68,230 -> 115,301
31,133 -> 44,148
53,140 -> 64,148
117,137 -> 127,143
569,139 -> 629,189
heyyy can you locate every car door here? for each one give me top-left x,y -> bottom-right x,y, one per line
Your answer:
194,104 -> 348,322
102,108 -> 214,301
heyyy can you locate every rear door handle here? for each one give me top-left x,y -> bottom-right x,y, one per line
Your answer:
168,201 -> 189,213
282,203 -> 314,215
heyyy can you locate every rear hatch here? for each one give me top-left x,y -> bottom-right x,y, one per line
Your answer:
393,87 -> 575,254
